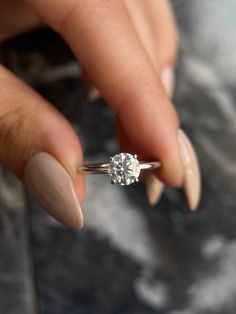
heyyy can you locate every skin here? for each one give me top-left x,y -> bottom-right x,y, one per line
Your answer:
0,0 -> 183,206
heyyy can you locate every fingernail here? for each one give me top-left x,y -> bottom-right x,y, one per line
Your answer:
87,87 -> 101,102
25,152 -> 83,228
161,66 -> 175,98
144,172 -> 165,206
178,129 -> 201,211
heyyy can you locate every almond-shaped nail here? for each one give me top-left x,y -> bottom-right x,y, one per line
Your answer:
25,152 -> 83,228
178,129 -> 201,211
161,66 -> 175,99
144,172 -> 165,206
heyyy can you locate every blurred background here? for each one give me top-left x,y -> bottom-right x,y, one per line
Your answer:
1,0 -> 236,313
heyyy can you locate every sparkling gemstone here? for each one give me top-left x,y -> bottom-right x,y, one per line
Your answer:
108,153 -> 140,185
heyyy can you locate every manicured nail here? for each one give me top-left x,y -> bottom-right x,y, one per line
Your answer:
178,129 -> 201,211
144,172 -> 165,206
161,66 -> 175,98
24,152 -> 83,228
87,87 -> 101,102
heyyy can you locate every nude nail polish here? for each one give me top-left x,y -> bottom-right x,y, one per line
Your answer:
161,66 -> 175,98
145,172 -> 164,206
25,152 -> 83,228
178,129 -> 201,211
87,87 -> 101,102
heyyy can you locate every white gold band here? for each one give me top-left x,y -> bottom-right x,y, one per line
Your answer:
81,161 -> 161,174
78,153 -> 161,186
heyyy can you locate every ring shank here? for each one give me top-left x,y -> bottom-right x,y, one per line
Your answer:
79,161 -> 161,175
80,163 -> 110,174
139,161 -> 161,171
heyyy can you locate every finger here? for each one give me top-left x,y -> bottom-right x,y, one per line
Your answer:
126,0 -> 178,65
120,0 -> 178,143
124,0 -> 177,96
121,1 -> 201,209
121,0 -> 176,204
0,65 -> 84,228
0,0 -> 41,42
24,0 -> 184,187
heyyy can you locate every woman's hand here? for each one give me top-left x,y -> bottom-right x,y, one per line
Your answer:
0,0 -> 201,228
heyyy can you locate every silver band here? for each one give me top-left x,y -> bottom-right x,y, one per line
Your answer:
78,152 -> 161,186
81,161 -> 161,175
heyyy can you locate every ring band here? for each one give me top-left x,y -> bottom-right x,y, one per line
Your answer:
81,161 -> 160,174
79,152 -> 161,186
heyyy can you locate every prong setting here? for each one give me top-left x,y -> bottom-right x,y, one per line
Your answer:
108,153 -> 141,185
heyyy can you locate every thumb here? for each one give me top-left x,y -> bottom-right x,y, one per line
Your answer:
0,65 -> 84,229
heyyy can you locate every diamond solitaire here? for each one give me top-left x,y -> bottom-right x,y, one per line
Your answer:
108,153 -> 140,185
80,153 -> 161,186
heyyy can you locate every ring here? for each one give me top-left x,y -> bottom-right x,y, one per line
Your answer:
80,152 -> 161,186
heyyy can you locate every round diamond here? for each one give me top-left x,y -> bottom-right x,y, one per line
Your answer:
108,153 -> 140,185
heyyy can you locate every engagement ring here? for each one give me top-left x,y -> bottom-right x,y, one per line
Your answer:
80,152 -> 161,186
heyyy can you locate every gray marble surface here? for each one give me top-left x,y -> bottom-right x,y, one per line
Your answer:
1,1 -> 236,313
